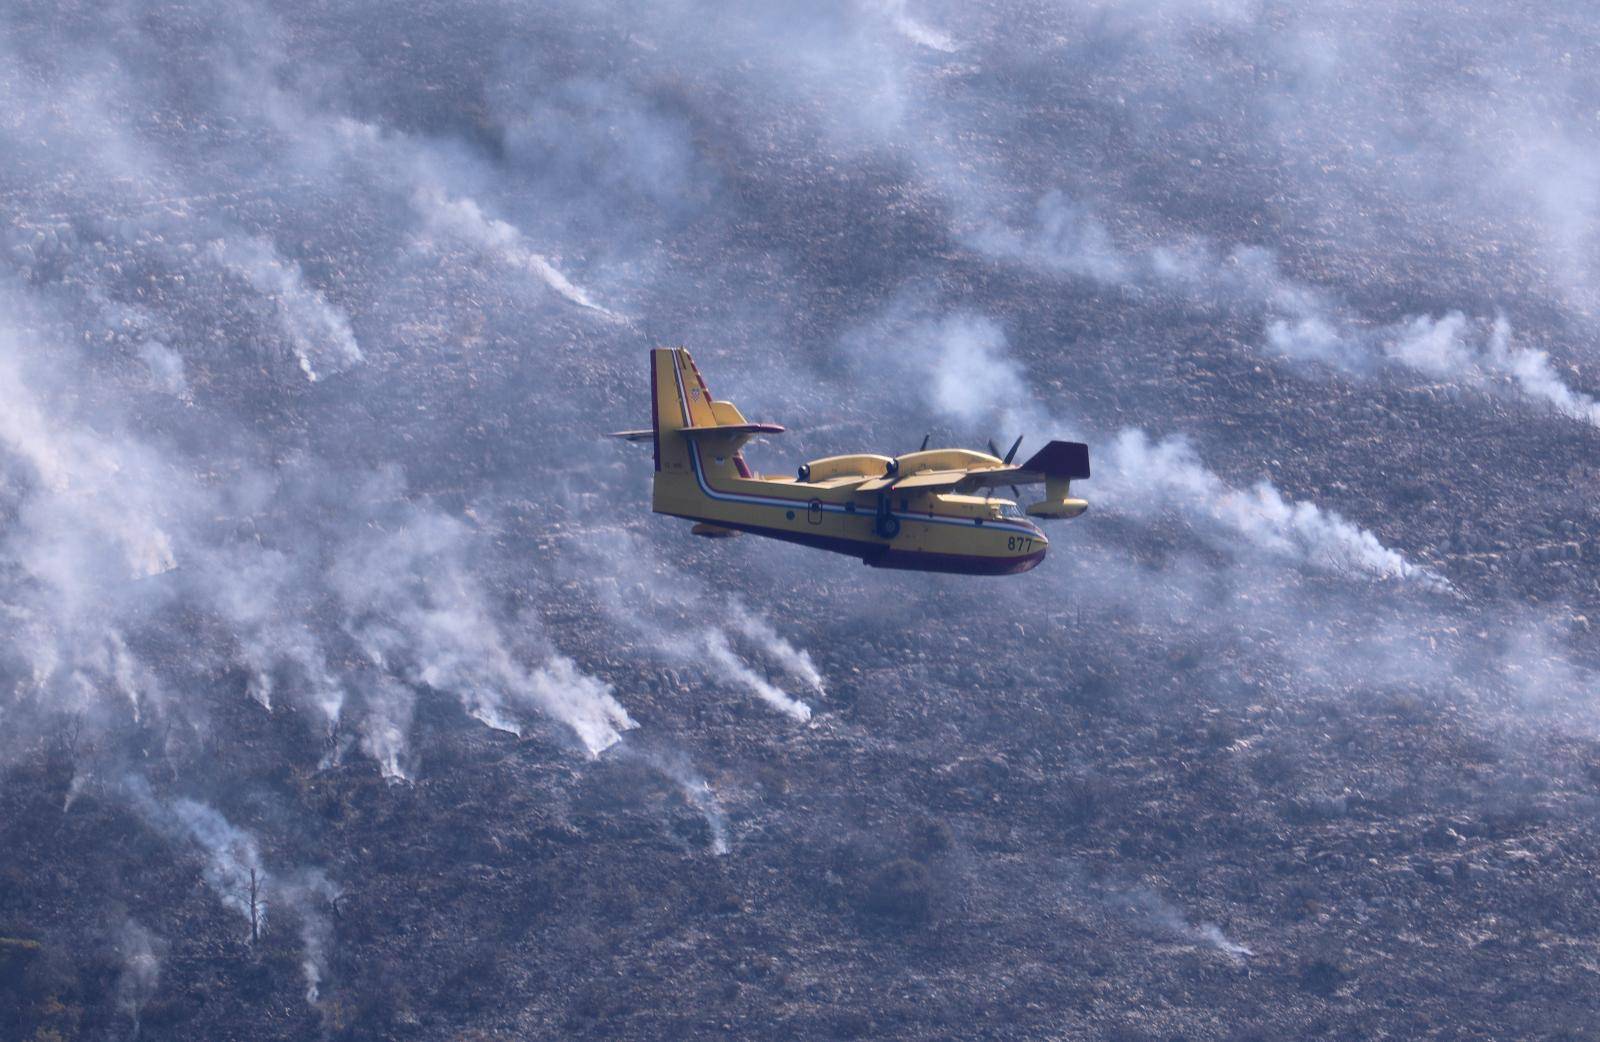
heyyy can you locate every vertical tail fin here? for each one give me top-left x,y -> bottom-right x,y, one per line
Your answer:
651,346 -> 731,479
645,347 -> 776,513
653,347 -> 721,431
615,346 -> 763,494
651,347 -> 699,477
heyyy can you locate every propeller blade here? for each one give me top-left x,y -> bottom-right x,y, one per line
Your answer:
987,438 -> 1001,458
919,433 -> 930,452
1010,485 -> 1021,498
1004,435 -> 1024,465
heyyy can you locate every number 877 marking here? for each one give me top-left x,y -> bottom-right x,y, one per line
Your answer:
1007,536 -> 1034,552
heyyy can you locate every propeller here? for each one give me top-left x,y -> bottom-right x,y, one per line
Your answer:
918,432 -> 930,451
988,435 -> 1024,498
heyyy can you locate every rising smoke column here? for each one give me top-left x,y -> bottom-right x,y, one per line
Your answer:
126,782 -> 342,1005
330,503 -> 637,757
1385,312 -> 1600,427
206,236 -> 364,382
969,189 -> 1600,427
410,185 -> 623,321
867,306 -> 1441,587
114,918 -> 163,1036
127,786 -> 267,937
878,0 -> 960,52
0,336 -> 181,582
1107,885 -> 1254,962
353,674 -> 417,782
276,869 -> 342,1005
725,597 -> 828,697
703,628 -> 814,722
570,529 -> 819,723
614,744 -> 733,856
1101,429 -> 1449,589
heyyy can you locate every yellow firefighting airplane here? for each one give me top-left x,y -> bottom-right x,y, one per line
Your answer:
610,348 -> 1090,575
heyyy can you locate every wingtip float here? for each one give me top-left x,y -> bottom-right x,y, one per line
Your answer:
610,347 -> 1089,576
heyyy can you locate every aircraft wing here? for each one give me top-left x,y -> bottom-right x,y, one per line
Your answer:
892,469 -> 985,491
954,467 -> 1037,492
854,468 -> 1025,493
853,469 -> 956,492
608,429 -> 655,442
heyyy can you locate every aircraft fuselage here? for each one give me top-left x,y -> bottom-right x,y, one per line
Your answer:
649,351 -> 1049,575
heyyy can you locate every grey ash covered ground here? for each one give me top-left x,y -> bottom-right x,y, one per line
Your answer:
4,1 -> 1600,1039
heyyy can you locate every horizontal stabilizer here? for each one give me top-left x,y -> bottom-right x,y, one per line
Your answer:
679,423 -> 786,437
608,429 -> 655,442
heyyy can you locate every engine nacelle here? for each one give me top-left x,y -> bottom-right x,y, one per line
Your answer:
798,454 -> 896,483
1026,476 -> 1088,519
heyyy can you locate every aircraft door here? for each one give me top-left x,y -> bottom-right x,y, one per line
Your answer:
808,499 -> 822,525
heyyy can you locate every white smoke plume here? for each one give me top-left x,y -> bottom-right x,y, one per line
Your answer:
1247,261 -> 1600,427
1110,885 -> 1254,962
277,868 -> 342,1005
973,195 -> 1600,425
703,627 -> 814,722
890,307 -> 1440,587
919,314 -> 1030,425
878,0 -> 960,53
0,321 -> 191,740
69,629 -> 161,725
621,746 -> 733,856
136,339 -> 189,398
676,767 -> 732,855
129,783 -> 342,1001
1196,922 -> 1255,960
411,186 -> 623,321
128,789 -> 266,935
573,529 -> 819,724
114,918 -> 163,1037
969,191 -> 1133,283
356,674 -> 417,782
1386,312 -> 1600,427
330,507 -> 637,756
171,799 -> 265,930
0,341 -> 181,582
199,544 -> 345,726
62,765 -> 92,813
725,597 -> 828,696
1103,429 -> 1448,589
206,236 -> 363,382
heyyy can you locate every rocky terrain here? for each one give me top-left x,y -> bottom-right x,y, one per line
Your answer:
3,1 -> 1600,1039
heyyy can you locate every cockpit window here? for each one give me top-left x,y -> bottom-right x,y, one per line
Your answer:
996,502 -> 1025,519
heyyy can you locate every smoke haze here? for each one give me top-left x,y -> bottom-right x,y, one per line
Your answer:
3,0 -> 1600,1037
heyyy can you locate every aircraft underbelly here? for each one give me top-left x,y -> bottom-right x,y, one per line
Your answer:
656,502 -> 1047,575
